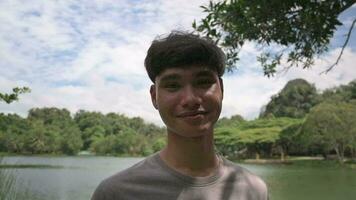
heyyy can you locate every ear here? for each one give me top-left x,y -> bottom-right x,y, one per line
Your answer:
219,77 -> 224,99
150,84 -> 158,109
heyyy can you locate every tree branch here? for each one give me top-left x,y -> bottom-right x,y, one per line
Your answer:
321,18 -> 356,74
0,87 -> 31,104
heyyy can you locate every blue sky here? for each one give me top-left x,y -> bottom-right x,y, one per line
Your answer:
0,0 -> 355,125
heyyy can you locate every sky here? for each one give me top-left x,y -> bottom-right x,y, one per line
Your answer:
0,0 -> 355,126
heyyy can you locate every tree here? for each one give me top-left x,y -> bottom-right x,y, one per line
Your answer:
0,114 -> 29,153
74,110 -> 107,149
193,0 -> 355,76
277,122 -> 304,161
28,107 -> 72,127
26,108 -> 83,154
260,79 -> 321,118
152,137 -> 166,153
74,110 -> 164,155
60,125 -> 83,155
214,126 -> 246,159
321,80 -> 356,103
90,127 -> 145,156
216,114 -> 245,127
0,87 -> 31,104
215,117 -> 301,159
25,120 -> 53,154
1,107 -> 164,156
0,90 -> 31,154
238,127 -> 280,160
302,102 -> 356,163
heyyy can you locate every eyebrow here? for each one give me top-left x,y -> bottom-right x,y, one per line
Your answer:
159,74 -> 181,83
194,70 -> 215,78
158,69 -> 216,83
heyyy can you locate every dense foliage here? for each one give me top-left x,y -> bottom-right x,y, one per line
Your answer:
0,79 -> 355,162
193,0 -> 355,76
260,79 -> 321,118
213,79 -> 356,162
301,102 -> 356,163
0,108 -> 165,156
215,117 -> 303,160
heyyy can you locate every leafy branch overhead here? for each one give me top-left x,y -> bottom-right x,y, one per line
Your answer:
0,87 -> 31,104
193,0 -> 355,77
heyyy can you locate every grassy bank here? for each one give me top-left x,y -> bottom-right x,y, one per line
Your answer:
239,156 -> 356,169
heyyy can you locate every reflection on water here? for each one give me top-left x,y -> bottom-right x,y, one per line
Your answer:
242,163 -> 356,200
0,156 -> 355,200
1,156 -> 144,200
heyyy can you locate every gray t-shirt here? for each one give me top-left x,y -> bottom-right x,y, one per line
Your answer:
91,153 -> 268,200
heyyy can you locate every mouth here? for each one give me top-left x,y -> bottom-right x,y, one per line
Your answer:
177,111 -> 208,118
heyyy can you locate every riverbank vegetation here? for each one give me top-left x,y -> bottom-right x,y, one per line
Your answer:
0,79 -> 355,164
215,79 -> 356,164
0,109 -> 165,156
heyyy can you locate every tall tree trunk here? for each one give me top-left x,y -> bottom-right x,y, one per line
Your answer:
255,152 -> 260,160
352,147 -> 356,160
279,146 -> 285,161
322,152 -> 328,160
340,144 -> 345,163
334,146 -> 344,164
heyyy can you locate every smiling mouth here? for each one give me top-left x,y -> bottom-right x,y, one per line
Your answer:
177,111 -> 208,118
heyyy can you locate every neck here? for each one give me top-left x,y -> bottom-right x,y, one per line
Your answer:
159,130 -> 219,177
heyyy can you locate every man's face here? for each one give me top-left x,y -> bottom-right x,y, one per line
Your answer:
150,66 -> 223,138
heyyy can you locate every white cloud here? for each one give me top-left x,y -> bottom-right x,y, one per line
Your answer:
221,73 -> 285,120
280,48 -> 356,90
1,0 -> 355,126
220,47 -> 356,121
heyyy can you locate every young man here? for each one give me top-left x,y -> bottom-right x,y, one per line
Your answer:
91,31 -> 268,200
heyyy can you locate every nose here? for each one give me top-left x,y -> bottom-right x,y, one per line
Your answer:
180,85 -> 202,109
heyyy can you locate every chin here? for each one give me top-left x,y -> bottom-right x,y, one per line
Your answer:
171,124 -> 214,138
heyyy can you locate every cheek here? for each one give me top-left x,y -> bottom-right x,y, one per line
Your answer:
157,94 -> 177,111
205,88 -> 223,104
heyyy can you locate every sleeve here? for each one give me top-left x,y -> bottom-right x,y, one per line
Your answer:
91,181 -> 110,200
264,184 -> 269,200
258,177 -> 269,200
247,172 -> 268,200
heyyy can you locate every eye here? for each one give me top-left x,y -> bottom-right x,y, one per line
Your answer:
162,82 -> 181,91
196,78 -> 215,88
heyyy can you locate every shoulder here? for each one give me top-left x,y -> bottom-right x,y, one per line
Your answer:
91,154 -> 160,200
222,158 -> 268,199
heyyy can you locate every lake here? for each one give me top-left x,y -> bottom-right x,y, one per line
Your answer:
1,156 -> 355,200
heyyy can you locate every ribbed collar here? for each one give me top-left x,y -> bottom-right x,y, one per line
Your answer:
153,153 -> 225,187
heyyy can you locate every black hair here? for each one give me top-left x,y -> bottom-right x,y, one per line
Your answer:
144,31 -> 225,82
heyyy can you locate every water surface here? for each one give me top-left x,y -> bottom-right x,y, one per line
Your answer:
1,156 -> 355,200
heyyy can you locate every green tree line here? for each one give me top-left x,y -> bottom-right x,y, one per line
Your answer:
1,79 -> 355,163
0,109 -> 165,156
215,79 -> 356,163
